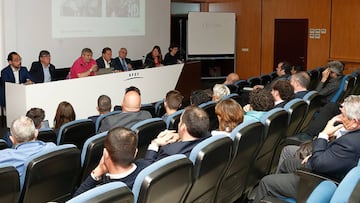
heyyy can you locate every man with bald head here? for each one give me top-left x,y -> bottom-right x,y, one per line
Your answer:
224,72 -> 239,85
98,86 -> 152,132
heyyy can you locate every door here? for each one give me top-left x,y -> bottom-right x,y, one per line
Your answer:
274,19 -> 308,70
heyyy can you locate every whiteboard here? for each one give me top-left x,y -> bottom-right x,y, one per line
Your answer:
187,12 -> 236,55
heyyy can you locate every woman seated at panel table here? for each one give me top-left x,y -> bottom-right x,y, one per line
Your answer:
144,45 -> 163,68
211,98 -> 244,137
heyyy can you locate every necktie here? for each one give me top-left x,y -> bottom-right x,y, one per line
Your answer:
122,59 -> 127,71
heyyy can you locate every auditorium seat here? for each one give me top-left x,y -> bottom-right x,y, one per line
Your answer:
260,74 -> 272,86
166,109 -> 184,131
20,144 -> 81,203
0,139 -> 8,150
297,91 -> 322,133
270,71 -> 278,81
154,99 -> 166,117
130,118 -> 166,159
0,164 -> 20,203
66,182 -> 134,203
247,76 -> 261,87
283,98 -> 308,137
215,120 -> 264,203
37,128 -> 57,144
247,108 -> 289,189
351,71 -> 360,95
57,119 -> 96,149
132,154 -> 193,203
95,111 -> 121,132
184,134 -> 233,203
330,74 -> 356,103
199,100 -> 218,131
80,131 -> 107,183
225,84 -> 238,94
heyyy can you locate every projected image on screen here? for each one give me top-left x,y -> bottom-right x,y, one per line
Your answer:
52,0 -> 145,38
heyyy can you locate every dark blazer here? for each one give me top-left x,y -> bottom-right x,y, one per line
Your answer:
143,136 -> 209,164
315,76 -> 343,104
29,61 -> 56,83
112,57 -> 132,71
274,101 -> 287,108
98,111 -> 152,133
95,57 -> 115,69
307,129 -> 360,180
1,65 -> 32,84
295,90 -> 309,99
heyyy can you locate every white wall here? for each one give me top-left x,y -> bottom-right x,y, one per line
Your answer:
1,0 -> 170,69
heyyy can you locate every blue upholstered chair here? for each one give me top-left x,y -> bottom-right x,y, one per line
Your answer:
284,98 -> 308,137
66,182 -> 133,203
247,76 -> 261,87
0,163 -> 20,203
297,91 -> 322,133
132,154 -> 193,203
165,109 -> 184,131
20,144 -> 81,203
199,101 -> 218,131
57,119 -> 95,149
330,74 -> 356,103
37,128 -> 57,144
0,139 -> 9,150
184,134 -> 233,203
79,131 -> 107,182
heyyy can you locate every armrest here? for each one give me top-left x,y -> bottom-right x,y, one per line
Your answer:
295,168 -> 339,203
261,196 -> 293,203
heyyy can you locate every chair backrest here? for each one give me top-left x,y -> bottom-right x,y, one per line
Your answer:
0,138 -> 9,150
260,74 -> 272,86
37,128 -> 57,144
57,119 -> 96,149
0,164 -> 20,203
166,109 -> 184,131
216,120 -> 265,203
307,69 -> 319,90
298,91 -> 322,132
66,182 -> 134,203
270,71 -> 278,80
184,134 -> 233,203
199,100 -> 218,131
95,111 -> 121,132
132,154 -> 193,203
247,76 -> 261,87
252,108 -> 289,182
330,74 -> 356,103
131,118 -> 167,159
80,131 -> 107,182
284,98 -> 308,137
155,99 -> 166,117
226,84 -> 238,94
140,103 -> 156,118
351,71 -> 360,95
235,80 -> 251,96
20,144 -> 81,203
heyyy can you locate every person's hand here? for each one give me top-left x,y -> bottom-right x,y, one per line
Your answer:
92,154 -> 108,178
151,130 -> 179,147
301,155 -> 312,164
321,114 -> 344,139
127,64 -> 133,70
243,104 -> 252,113
321,68 -> 331,82
90,64 -> 98,72
24,79 -> 33,85
253,85 -> 264,90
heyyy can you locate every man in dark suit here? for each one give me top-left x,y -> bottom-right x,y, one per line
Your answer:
29,50 -> 56,83
1,52 -> 33,106
112,48 -> 132,72
98,86 -> 151,132
271,80 -> 294,108
95,47 -> 114,69
290,71 -> 310,99
254,95 -> 360,202
144,106 -> 210,164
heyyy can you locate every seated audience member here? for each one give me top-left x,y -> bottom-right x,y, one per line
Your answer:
211,99 -> 244,136
271,80 -> 295,108
144,45 -> 163,68
113,48 -> 132,72
190,89 -> 212,106
73,127 -> 148,196
162,90 -> 184,121
243,89 -> 274,121
315,60 -> 344,104
163,43 -> 181,66
88,95 -> 112,123
0,116 -> 56,178
99,86 -> 152,132
212,84 -> 231,102
254,95 -> 360,202
290,64 -> 304,75
143,106 -> 210,164
253,61 -> 291,90
69,48 -> 98,79
96,47 -> 114,69
223,72 -> 240,85
53,101 -> 76,135
3,107 -> 49,148
2,51 -> 33,85
29,50 -> 56,83
290,71 -> 310,98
